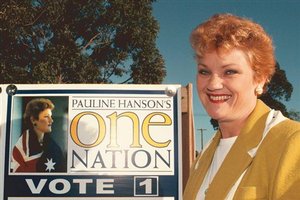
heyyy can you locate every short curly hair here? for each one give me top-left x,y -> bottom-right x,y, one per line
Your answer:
190,13 -> 276,83
23,98 -> 54,129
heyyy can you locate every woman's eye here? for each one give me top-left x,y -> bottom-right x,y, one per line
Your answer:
225,70 -> 238,75
198,69 -> 210,75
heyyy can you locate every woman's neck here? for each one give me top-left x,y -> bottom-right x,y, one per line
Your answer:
218,116 -> 249,138
219,123 -> 241,138
33,128 -> 44,143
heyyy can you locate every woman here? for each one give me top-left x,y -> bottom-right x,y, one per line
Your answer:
184,14 -> 300,199
11,98 -> 66,172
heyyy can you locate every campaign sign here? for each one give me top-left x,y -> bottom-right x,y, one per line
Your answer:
0,84 -> 182,200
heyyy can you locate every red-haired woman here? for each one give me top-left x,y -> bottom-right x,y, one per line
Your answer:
184,14 -> 300,199
11,98 -> 65,173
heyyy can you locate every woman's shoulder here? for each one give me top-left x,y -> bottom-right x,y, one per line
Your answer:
259,119 -> 300,162
277,118 -> 300,131
269,118 -> 300,140
13,130 -> 30,147
46,137 -> 62,151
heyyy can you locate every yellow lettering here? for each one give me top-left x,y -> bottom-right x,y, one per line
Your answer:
107,112 -> 141,148
70,112 -> 106,148
142,112 -> 172,148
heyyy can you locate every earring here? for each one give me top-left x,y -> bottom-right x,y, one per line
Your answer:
255,86 -> 263,95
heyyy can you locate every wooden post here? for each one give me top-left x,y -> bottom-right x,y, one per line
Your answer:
181,83 -> 195,191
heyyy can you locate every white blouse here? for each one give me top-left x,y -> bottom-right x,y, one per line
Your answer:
196,136 -> 238,200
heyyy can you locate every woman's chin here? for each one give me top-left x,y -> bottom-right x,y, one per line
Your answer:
46,129 -> 52,133
206,110 -> 223,120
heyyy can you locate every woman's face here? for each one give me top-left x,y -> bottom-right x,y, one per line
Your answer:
32,108 -> 53,133
196,49 -> 262,123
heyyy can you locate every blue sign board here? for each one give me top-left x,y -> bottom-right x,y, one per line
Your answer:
0,84 -> 182,200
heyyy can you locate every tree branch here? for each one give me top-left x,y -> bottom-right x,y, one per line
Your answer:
119,76 -> 133,84
24,9 -> 46,26
81,32 -> 102,51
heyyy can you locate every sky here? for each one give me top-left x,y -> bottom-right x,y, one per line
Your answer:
152,0 -> 300,151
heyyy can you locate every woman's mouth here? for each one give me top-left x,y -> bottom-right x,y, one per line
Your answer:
208,94 -> 232,103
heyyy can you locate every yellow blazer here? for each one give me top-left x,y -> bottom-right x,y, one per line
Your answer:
183,100 -> 300,199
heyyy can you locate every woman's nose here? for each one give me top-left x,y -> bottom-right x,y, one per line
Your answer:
207,75 -> 223,91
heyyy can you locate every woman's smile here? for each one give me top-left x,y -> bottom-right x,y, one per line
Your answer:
207,93 -> 232,103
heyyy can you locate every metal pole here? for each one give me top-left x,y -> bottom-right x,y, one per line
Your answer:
197,128 -> 207,150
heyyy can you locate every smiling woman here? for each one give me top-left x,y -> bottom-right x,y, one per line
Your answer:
11,98 -> 66,173
183,13 -> 300,200
196,49 -> 259,134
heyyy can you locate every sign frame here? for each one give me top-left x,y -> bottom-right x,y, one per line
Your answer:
0,84 -> 182,200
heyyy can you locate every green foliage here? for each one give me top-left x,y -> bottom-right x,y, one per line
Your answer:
288,109 -> 300,121
211,62 -> 295,130
0,0 -> 165,84
259,62 -> 293,117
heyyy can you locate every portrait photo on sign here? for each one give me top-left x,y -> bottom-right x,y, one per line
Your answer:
9,96 -> 68,173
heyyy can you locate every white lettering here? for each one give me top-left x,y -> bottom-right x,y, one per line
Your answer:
73,179 -> 93,194
49,179 -> 71,194
96,179 -> 114,194
25,178 -> 115,195
25,179 -> 47,194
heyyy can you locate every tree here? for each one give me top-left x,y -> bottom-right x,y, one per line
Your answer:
259,62 -> 293,117
211,62 -> 295,130
288,109 -> 300,121
0,0 -> 165,84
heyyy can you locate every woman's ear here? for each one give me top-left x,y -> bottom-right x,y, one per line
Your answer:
255,85 -> 264,95
255,79 -> 267,96
30,116 -> 37,126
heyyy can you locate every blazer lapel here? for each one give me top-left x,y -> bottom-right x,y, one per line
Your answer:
196,132 -> 221,184
205,100 -> 270,199
183,131 -> 221,199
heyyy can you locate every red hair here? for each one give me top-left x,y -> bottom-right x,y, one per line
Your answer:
190,13 -> 276,83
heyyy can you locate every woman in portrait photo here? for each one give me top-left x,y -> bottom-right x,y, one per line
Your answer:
11,98 -> 66,173
184,14 -> 300,199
